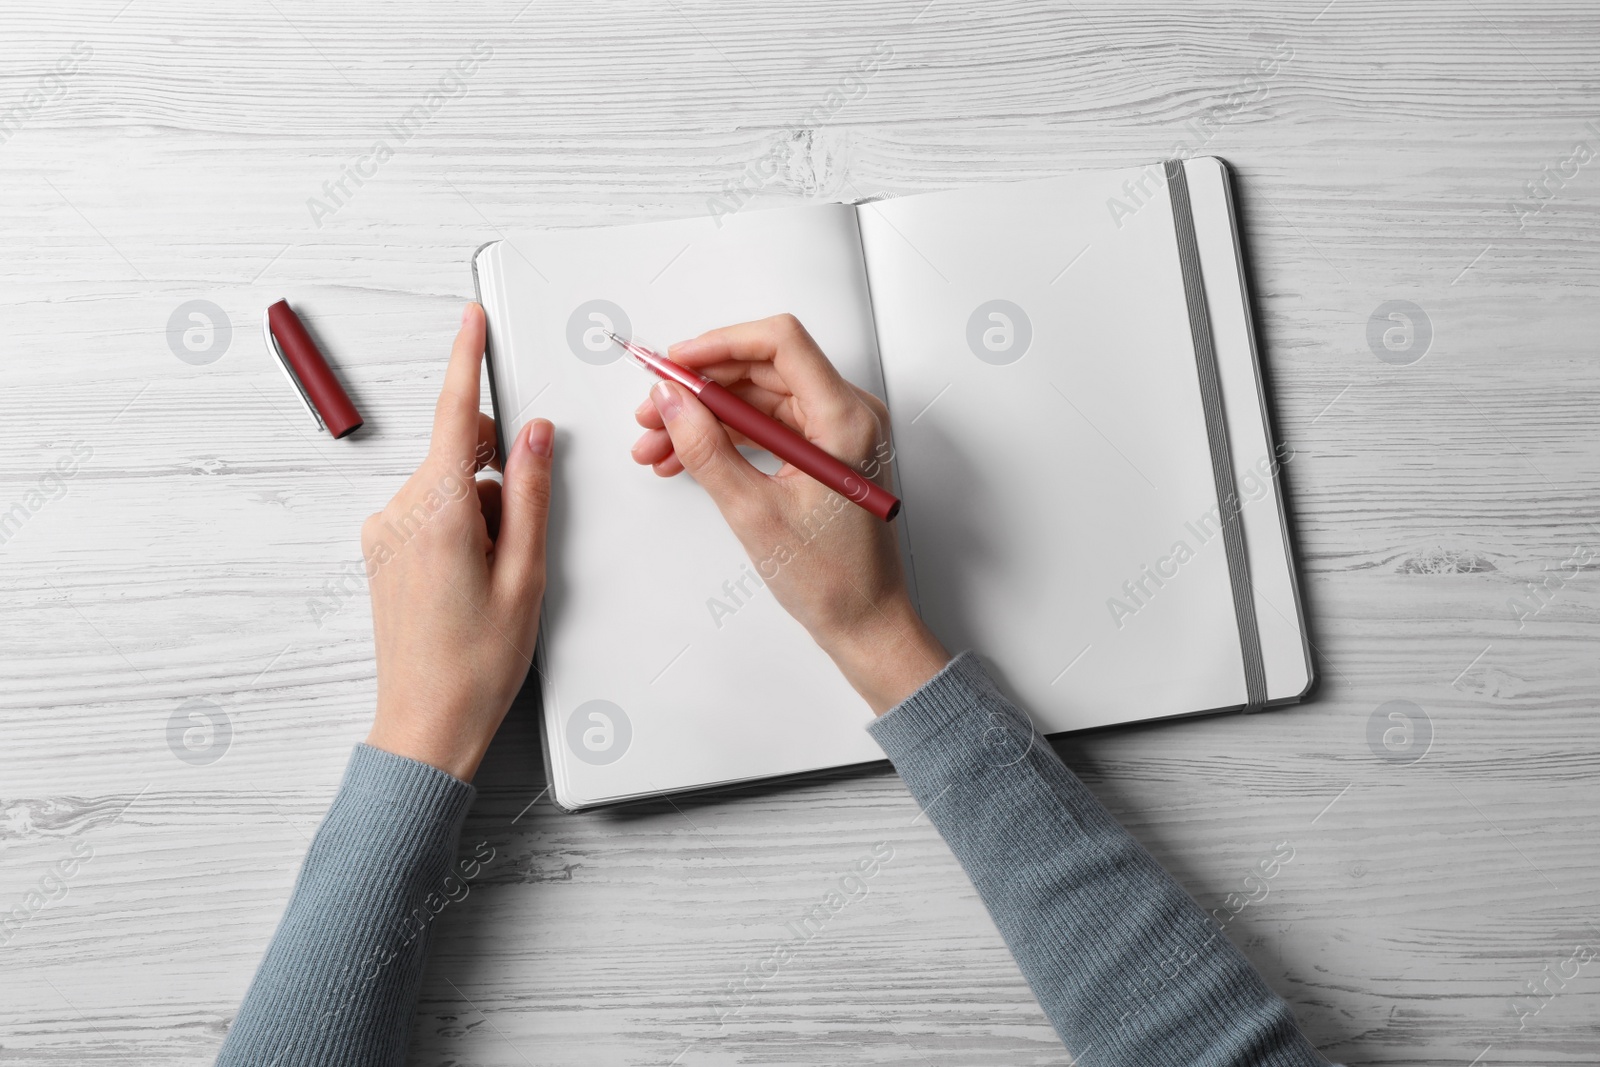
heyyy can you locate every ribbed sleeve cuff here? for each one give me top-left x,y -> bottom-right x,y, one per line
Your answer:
867,650 -> 1006,760
337,743 -> 477,829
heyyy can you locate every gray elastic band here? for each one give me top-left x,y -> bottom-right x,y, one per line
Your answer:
1164,159 -> 1267,710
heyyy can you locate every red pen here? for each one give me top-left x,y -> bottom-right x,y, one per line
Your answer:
609,331 -> 901,522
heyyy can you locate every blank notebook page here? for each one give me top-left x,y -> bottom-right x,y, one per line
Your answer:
478,204 -> 887,807
858,166 -> 1251,732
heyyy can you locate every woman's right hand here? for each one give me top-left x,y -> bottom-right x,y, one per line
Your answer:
629,314 -> 950,713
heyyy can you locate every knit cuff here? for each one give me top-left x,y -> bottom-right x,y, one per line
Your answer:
333,743 -> 477,834
867,650 -> 1014,761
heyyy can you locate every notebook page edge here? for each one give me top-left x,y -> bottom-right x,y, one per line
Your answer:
473,239 -> 578,810
1184,156 -> 1315,705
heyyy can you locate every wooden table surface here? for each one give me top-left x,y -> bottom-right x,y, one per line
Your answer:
3,1 -> 1598,1064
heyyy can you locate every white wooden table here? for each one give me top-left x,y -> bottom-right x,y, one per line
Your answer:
3,2 -> 1597,1063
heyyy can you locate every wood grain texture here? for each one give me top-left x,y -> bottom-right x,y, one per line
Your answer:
2,0 -> 1599,1063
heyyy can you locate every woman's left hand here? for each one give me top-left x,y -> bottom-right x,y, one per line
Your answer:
363,303 -> 554,781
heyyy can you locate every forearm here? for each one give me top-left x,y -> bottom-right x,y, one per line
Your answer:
868,653 -> 1328,1066
216,744 -> 478,1067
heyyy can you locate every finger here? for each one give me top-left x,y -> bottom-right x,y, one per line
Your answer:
473,476 -> 499,534
634,393 -> 665,430
476,477 -> 503,541
430,303 -> 487,468
494,418 -> 554,607
668,314 -> 858,425
633,424 -> 757,467
725,380 -> 804,432
651,381 -> 768,515
652,453 -> 685,478
630,427 -> 675,468
636,380 -> 795,430
476,412 -> 502,472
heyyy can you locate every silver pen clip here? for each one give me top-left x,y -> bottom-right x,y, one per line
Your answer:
263,307 -> 324,432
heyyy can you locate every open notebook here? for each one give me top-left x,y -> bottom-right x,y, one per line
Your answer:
473,156 -> 1313,811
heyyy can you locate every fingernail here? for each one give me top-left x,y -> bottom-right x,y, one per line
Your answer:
525,419 -> 553,458
652,381 -> 682,420
461,303 -> 472,326
635,396 -> 656,418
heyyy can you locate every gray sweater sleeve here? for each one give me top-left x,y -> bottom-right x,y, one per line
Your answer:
867,651 -> 1330,1066
215,743 -> 477,1067
218,659 -> 1330,1066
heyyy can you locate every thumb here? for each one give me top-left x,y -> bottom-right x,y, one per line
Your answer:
495,418 -> 553,607
654,381 -> 767,518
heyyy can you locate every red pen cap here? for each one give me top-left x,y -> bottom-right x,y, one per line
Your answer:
263,299 -> 363,439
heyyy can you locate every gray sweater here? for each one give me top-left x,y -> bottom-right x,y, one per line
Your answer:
216,652 -> 1331,1065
